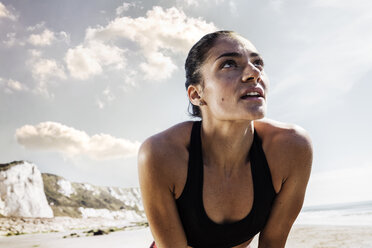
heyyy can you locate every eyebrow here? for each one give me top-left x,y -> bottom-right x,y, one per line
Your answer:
215,52 -> 261,61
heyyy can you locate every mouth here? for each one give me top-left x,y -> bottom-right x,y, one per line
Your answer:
240,88 -> 264,100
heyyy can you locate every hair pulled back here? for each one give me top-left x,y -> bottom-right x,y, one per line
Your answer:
185,30 -> 236,118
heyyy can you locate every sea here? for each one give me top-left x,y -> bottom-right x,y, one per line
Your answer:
295,200 -> 372,226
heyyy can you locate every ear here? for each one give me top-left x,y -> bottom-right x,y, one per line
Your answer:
187,84 -> 203,106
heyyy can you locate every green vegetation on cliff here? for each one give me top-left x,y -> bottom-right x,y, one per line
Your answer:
42,173 -> 143,218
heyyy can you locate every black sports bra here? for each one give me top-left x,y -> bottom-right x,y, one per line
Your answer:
175,121 -> 276,248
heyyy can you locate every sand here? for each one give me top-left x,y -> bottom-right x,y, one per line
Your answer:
1,225 -> 372,248
0,216 -> 135,236
251,225 -> 372,248
0,227 -> 153,248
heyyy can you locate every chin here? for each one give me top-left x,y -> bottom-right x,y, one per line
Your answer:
247,106 -> 266,120
249,112 -> 265,120
231,112 -> 265,122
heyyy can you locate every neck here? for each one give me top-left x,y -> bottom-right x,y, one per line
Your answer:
200,118 -> 255,177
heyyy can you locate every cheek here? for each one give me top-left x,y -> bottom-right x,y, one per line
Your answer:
202,77 -> 235,107
206,90 -> 229,110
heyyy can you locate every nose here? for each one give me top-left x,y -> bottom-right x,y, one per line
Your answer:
241,62 -> 262,83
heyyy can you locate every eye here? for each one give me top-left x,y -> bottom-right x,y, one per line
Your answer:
221,59 -> 238,69
252,58 -> 264,69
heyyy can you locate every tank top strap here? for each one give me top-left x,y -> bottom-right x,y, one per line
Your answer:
189,120 -> 203,169
176,121 -> 276,247
251,129 -> 276,203
177,121 -> 203,201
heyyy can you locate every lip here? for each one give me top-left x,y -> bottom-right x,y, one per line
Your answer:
240,87 -> 265,99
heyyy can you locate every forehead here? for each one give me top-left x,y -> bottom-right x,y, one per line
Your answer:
205,35 -> 259,61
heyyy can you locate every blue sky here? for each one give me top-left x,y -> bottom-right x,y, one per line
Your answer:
1,0 -> 372,206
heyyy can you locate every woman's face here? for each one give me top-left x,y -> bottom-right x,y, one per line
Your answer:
198,35 -> 269,121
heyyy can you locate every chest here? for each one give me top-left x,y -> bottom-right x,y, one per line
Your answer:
202,163 -> 254,224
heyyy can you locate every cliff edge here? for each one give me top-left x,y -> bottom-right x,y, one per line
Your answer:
0,161 -> 53,218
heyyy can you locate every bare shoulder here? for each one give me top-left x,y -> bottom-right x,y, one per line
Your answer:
254,119 -> 313,189
138,121 -> 194,162
254,118 -> 312,152
257,119 -> 313,245
138,121 -> 194,194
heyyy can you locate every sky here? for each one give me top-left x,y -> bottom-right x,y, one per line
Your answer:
1,0 -> 372,207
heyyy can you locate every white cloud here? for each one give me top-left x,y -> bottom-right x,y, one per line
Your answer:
28,29 -> 56,46
0,2 -> 17,21
3,32 -> 16,46
96,99 -> 105,109
85,6 -> 217,81
57,31 -> 70,44
0,78 -> 28,94
65,41 -> 125,80
31,57 -> 66,81
121,69 -> 138,88
15,122 -> 140,160
177,0 -> 226,7
96,87 -> 116,109
86,6 -> 216,54
103,87 -> 115,101
140,52 -> 177,80
3,26 -> 67,47
7,79 -> 28,91
116,2 -> 135,15
65,45 -> 102,80
0,77 -> 6,93
29,49 -> 42,57
27,51 -> 66,97
183,0 -> 199,7
27,22 -> 46,31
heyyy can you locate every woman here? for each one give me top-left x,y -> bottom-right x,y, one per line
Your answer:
138,30 -> 312,248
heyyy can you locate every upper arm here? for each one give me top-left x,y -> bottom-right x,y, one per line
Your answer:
258,127 -> 313,248
138,137 -> 188,248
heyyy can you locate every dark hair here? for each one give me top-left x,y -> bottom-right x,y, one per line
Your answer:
185,30 -> 236,118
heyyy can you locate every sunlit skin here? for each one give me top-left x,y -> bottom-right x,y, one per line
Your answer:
138,34 -> 313,248
192,35 -> 269,122
188,35 -> 270,186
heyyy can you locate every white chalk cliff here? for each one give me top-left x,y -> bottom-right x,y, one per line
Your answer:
0,160 -> 144,222
0,161 -> 53,218
42,173 -> 145,220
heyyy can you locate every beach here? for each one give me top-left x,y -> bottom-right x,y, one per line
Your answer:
286,225 -> 372,248
1,224 -> 372,248
1,201 -> 372,248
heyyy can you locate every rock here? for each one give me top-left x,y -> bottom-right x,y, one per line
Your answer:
42,173 -> 145,220
0,159 -> 146,235
0,161 -> 53,218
